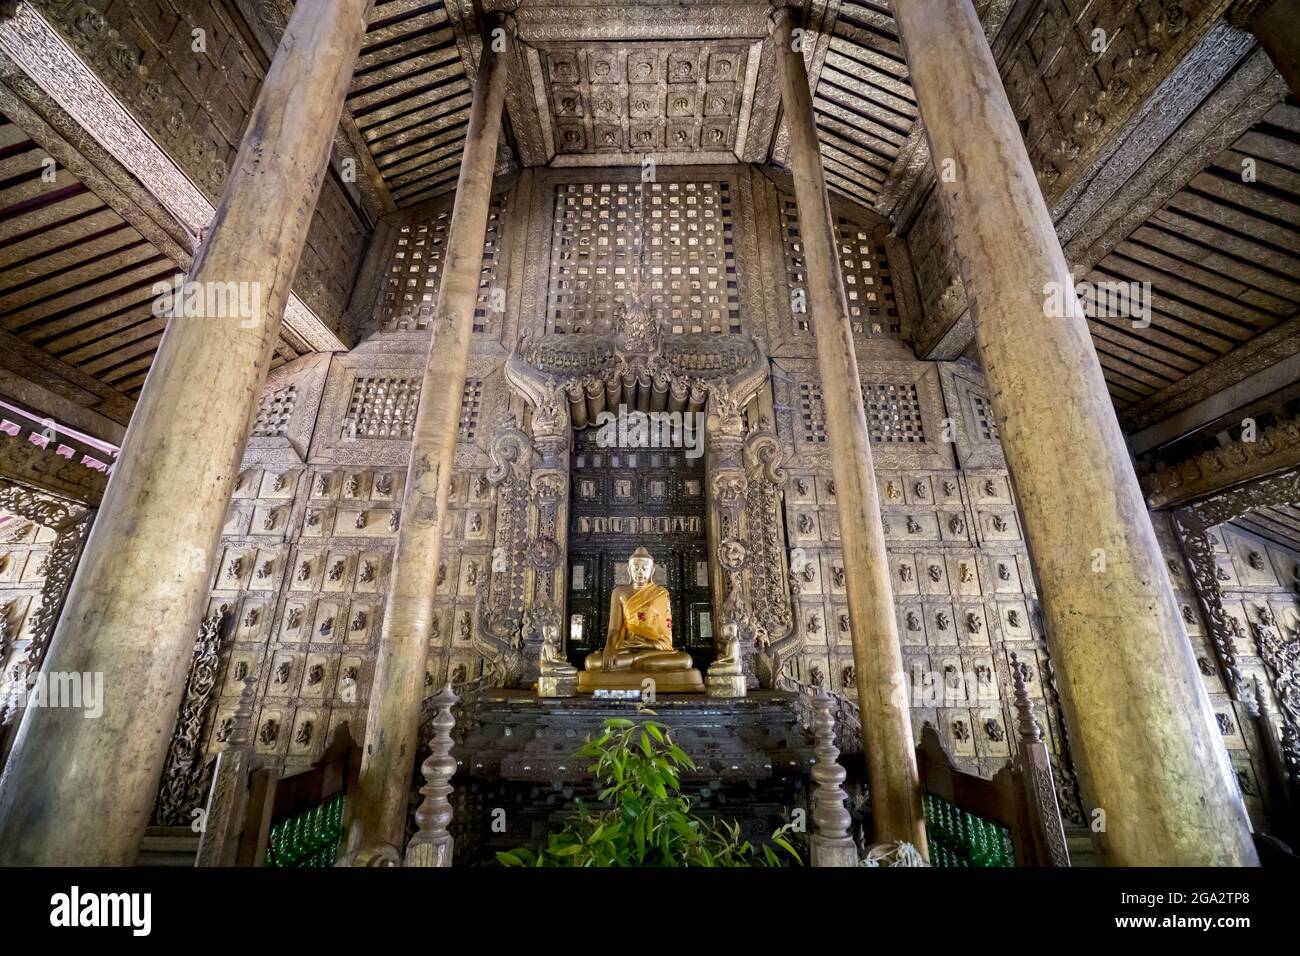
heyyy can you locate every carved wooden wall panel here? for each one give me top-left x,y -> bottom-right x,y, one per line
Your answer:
196,344 -> 509,774
39,0 -> 369,334
905,190 -> 969,358
0,482 -> 91,751
0,515 -> 55,721
1153,511 -> 1293,828
772,352 -> 1077,814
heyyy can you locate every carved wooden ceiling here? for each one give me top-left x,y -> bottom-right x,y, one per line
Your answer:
344,0 -> 475,207
0,0 -> 1296,457
1080,100 -> 1300,414
0,112 -> 304,408
1234,504 -> 1300,552
538,40 -> 757,163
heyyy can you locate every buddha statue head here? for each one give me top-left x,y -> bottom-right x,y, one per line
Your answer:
628,546 -> 654,587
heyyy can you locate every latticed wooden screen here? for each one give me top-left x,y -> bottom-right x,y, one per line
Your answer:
252,385 -> 297,438
342,376 -> 421,440
780,198 -> 900,337
862,383 -> 926,444
546,181 -> 741,335
379,196 -> 505,334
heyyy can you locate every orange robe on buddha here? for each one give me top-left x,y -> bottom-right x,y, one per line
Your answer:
608,583 -> 673,659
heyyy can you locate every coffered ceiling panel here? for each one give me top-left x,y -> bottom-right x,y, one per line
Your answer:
538,39 -> 760,165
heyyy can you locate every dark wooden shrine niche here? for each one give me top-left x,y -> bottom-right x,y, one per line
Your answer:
565,425 -> 711,671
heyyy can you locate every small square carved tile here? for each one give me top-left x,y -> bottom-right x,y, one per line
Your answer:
553,88 -> 584,117
666,86 -> 697,118
586,51 -> 620,84
628,87 -> 660,118
556,121 -> 586,152
707,48 -> 742,81
667,52 -> 700,82
589,88 -> 625,119
703,86 -> 736,117
626,50 -> 660,83
701,121 -> 732,149
548,51 -> 581,84
592,124 -> 625,151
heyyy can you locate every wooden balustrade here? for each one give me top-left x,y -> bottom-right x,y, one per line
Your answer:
917,656 -> 1070,867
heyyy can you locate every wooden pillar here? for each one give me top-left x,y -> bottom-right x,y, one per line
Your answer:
770,6 -> 926,853
0,0 -> 372,865
1231,0 -> 1300,98
893,0 -> 1258,865
348,15 -> 512,852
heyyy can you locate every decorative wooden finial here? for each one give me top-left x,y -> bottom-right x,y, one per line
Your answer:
809,688 -> 857,866
228,674 -> 258,749
405,684 -> 460,867
1010,653 -> 1042,743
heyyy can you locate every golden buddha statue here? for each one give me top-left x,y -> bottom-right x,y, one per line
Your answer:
577,547 -> 704,693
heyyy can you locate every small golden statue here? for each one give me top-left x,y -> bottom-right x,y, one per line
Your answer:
537,617 -> 578,698
578,547 -> 704,693
705,620 -> 746,698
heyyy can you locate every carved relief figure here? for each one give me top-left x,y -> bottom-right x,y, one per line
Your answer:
259,719 -> 279,745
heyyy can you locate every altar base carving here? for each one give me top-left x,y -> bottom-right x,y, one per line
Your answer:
537,673 -> 578,698
706,671 -> 747,699
577,669 -> 704,694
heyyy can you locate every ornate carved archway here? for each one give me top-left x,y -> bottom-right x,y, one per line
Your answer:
470,306 -> 799,688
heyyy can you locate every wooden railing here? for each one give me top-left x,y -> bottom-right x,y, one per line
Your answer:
192,714 -> 360,867
253,723 -> 359,867
917,655 -> 1070,867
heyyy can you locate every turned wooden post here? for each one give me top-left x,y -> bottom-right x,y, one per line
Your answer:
405,685 -> 460,867
770,4 -> 925,855
349,14 -> 513,851
893,0 -> 1257,865
195,675 -> 257,867
1010,654 -> 1070,867
809,689 -> 858,867
0,0 -> 372,866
